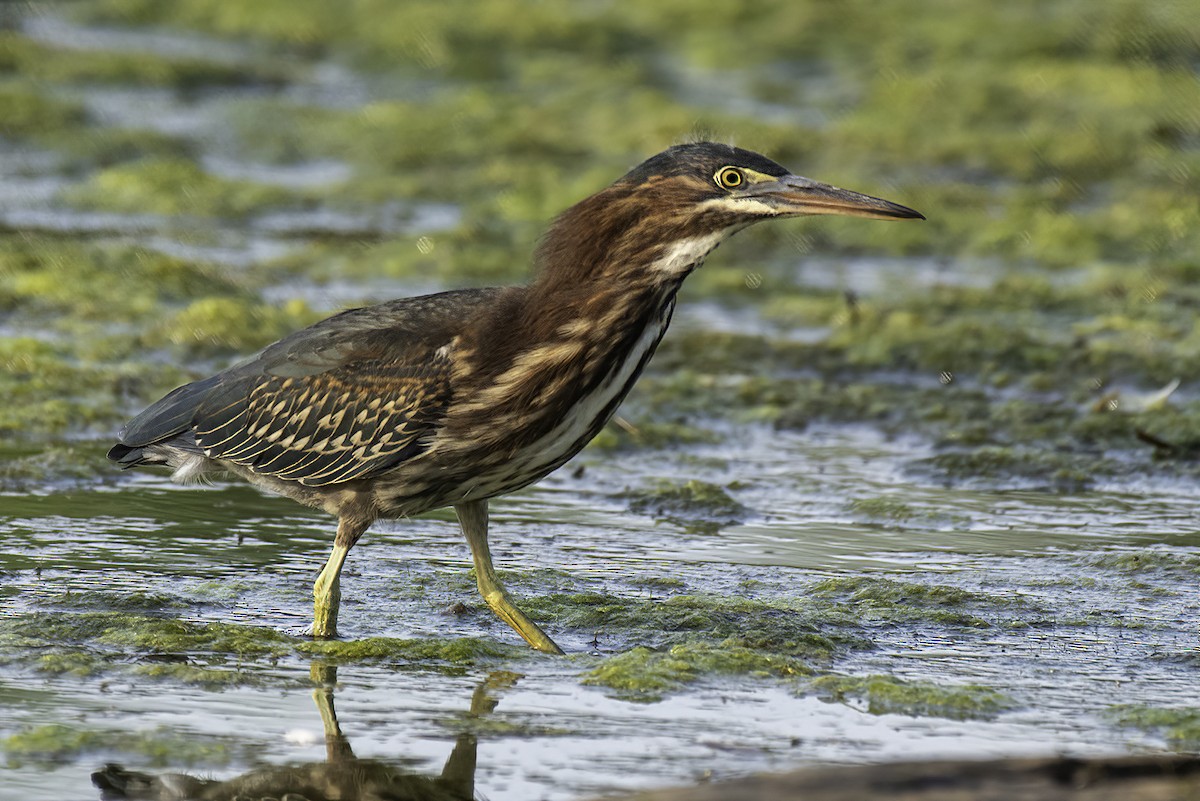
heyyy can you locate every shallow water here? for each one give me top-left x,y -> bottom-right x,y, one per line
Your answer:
3,422 -> 1198,799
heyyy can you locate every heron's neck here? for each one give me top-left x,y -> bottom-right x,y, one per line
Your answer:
531,187 -> 732,293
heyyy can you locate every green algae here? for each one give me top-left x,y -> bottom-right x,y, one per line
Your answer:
71,0 -> 1200,274
811,576 -> 990,607
625,479 -> 747,529
0,235 -> 241,434
2,723 -> 240,769
0,77 -> 192,165
0,612 -> 294,658
447,714 -> 573,738
569,581 -> 1016,706
49,126 -> 195,167
586,419 -> 720,453
45,589 -> 195,613
0,337 -> 184,437
0,81 -> 86,139
104,617 -> 292,657
3,725 -> 127,767
911,447 -> 1099,492
531,591 -> 870,660
651,333 -> 807,382
189,579 -> 256,602
1107,705 -> 1200,749
1084,551 -> 1200,576
264,219 -> 537,286
77,0 -> 657,77
847,496 -> 917,522
131,662 -> 266,688
36,651 -> 104,678
149,295 -> 322,356
0,608 -> 541,686
585,638 -> 811,702
810,674 -> 1012,721
0,236 -> 273,433
0,608 -> 520,685
826,307 -> 1068,378
635,355 -> 1200,489
0,31 -> 292,90
0,445 -> 111,489
810,577 -> 1018,629
0,235 -> 247,320
112,618 -> 295,657
629,575 -> 686,591
64,157 -> 304,217
297,636 -> 527,665
813,265 -> 1200,389
0,236 -> 252,438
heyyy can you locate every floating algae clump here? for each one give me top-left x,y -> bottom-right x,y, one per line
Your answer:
585,639 -> 811,702
810,674 -> 1012,720
626,479 -> 748,528
1106,705 -> 1200,749
0,612 -> 293,659
848,496 -> 917,521
809,576 -> 1018,628
298,636 -> 526,665
64,157 -> 302,217
0,82 -> 85,138
152,296 -> 322,355
0,31 -> 290,89
531,591 -> 865,659
2,723 -> 239,769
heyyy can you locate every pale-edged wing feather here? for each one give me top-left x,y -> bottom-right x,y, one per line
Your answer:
194,351 -> 452,487
111,288 -> 502,486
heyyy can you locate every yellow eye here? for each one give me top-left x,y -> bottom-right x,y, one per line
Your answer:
715,167 -> 744,190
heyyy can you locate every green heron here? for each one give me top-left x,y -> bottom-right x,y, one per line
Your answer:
109,142 -> 922,654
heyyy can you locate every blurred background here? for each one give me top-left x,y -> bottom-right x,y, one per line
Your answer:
2,2 -> 1200,799
2,0 -> 1200,448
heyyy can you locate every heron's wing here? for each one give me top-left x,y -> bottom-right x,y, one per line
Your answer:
115,288 -> 504,487
194,347 -> 453,487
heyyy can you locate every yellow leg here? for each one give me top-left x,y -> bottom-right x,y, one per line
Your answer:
455,499 -> 564,655
312,514 -> 370,639
312,543 -> 348,638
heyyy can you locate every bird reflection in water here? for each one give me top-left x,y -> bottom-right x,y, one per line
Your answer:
92,666 -> 518,801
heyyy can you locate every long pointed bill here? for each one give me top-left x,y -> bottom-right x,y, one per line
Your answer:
745,174 -> 924,220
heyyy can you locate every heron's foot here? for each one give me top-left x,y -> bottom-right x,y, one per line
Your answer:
297,622 -> 337,639
312,601 -> 339,640
312,543 -> 349,640
312,576 -> 341,640
482,589 -> 564,655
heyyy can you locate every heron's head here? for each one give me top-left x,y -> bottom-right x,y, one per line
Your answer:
536,141 -> 923,286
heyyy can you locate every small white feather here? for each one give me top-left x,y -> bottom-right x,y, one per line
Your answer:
170,453 -> 212,485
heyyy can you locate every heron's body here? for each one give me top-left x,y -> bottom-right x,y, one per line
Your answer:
110,142 -> 922,653
116,282 -> 674,517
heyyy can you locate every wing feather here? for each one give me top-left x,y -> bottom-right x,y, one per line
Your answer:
111,288 -> 507,487
194,352 -> 453,487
